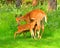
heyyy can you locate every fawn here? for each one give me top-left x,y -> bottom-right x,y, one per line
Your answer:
14,20 -> 37,39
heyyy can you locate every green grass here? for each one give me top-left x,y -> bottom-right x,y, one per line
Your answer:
0,3 -> 60,48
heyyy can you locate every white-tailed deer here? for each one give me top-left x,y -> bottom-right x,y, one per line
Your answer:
16,9 -> 47,38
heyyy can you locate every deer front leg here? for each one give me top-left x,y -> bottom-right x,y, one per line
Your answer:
37,21 -> 41,39
37,26 -> 41,39
34,25 -> 37,37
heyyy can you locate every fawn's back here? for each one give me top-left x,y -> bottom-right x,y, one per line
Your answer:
17,20 -> 36,33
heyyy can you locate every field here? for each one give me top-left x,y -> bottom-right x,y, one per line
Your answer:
0,2 -> 60,48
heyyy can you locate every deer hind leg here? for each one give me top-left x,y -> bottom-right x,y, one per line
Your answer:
41,22 -> 44,38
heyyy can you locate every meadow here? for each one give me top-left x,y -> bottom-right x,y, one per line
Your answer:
0,2 -> 60,48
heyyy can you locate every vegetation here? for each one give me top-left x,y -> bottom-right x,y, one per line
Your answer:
0,0 -> 60,48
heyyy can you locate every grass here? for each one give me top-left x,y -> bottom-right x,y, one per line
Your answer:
0,3 -> 60,48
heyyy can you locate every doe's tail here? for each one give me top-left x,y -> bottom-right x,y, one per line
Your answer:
44,16 -> 47,23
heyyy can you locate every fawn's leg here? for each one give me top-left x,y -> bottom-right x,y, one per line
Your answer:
30,29 -> 34,38
14,31 -> 19,39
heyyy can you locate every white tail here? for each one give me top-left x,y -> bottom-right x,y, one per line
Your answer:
45,16 -> 47,23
